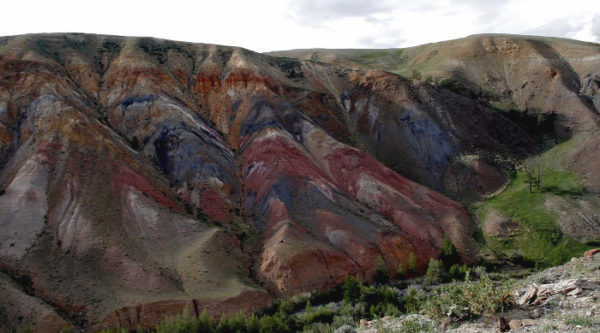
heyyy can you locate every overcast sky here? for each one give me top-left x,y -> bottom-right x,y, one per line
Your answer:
2,0 -> 599,52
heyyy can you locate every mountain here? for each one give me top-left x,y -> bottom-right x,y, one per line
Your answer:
0,33 -> 598,331
270,34 -> 600,265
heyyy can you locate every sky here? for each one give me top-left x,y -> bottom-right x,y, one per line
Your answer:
1,0 -> 599,52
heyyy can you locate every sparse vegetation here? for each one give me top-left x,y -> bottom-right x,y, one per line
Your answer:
93,266 -> 523,333
477,170 -> 591,267
401,316 -> 436,333
421,273 -> 514,320
407,252 -> 418,275
563,314 -> 600,328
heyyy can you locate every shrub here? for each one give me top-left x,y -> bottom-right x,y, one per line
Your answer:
421,273 -> 514,320
305,307 -> 336,325
448,264 -> 468,280
216,313 -> 259,333
424,258 -> 445,285
439,235 -> 461,269
401,316 -> 435,333
342,277 -> 362,305
396,263 -> 406,280
155,309 -> 215,333
278,299 -> 295,315
372,256 -> 389,284
305,300 -> 313,312
407,252 -> 418,275
338,302 -> 367,322
330,315 -> 355,329
410,70 -> 422,80
403,287 -> 423,314
369,302 -> 401,318
258,313 -> 293,333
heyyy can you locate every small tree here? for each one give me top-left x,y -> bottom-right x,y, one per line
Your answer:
372,255 -> 389,284
448,263 -> 468,280
342,276 -> 363,305
278,299 -> 294,315
396,263 -> 406,280
411,69 -> 422,80
439,234 -> 461,269
425,258 -> 445,285
305,299 -> 312,312
408,252 -> 418,275
525,164 -> 543,193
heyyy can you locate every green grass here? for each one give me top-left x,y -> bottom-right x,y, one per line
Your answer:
541,170 -> 583,195
528,134 -> 589,171
477,170 -> 591,267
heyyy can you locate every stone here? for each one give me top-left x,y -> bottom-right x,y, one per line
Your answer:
360,319 -> 368,327
508,319 -> 522,331
584,248 -> 600,259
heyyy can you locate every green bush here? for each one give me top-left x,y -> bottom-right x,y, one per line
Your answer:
448,264 -> 468,280
407,252 -> 418,275
155,309 -> 214,333
258,313 -> 298,333
396,263 -> 406,280
424,258 -> 445,285
216,313 -> 259,333
404,287 -> 424,314
439,235 -> 461,269
278,299 -> 295,315
330,314 -> 355,329
342,277 -> 362,305
401,316 -> 435,333
304,307 -> 335,325
338,301 -> 367,322
372,256 -> 389,284
369,302 -> 401,318
421,273 -> 513,320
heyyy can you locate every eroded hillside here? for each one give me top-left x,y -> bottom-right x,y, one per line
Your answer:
0,33 -> 598,331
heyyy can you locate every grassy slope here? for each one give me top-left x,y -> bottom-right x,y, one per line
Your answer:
473,136 -> 593,267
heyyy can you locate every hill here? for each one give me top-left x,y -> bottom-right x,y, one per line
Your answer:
0,33 -> 598,331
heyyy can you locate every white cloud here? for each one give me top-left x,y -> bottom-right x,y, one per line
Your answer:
592,13 -> 600,40
0,0 -> 598,52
